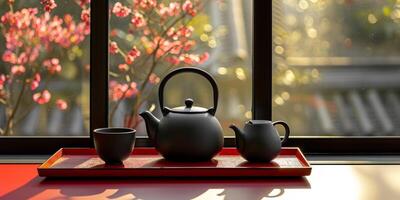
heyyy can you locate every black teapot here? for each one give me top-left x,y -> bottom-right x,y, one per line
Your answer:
230,120 -> 290,162
140,67 -> 223,161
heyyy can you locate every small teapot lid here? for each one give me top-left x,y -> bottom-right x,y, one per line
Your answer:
169,98 -> 208,114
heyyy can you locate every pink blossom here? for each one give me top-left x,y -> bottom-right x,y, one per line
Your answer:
81,9 -> 90,23
169,41 -> 184,54
30,73 -> 41,91
168,2 -> 181,16
34,73 -> 41,82
109,81 -> 138,101
112,2 -> 131,18
128,47 -> 141,57
153,39 -> 182,57
118,64 -> 129,72
131,12 -> 146,27
11,65 -> 26,75
178,26 -> 194,38
157,4 -> 169,17
56,99 -> 68,110
125,56 -> 134,65
76,0 -> 90,8
109,41 -> 119,54
30,81 -> 39,91
166,27 -> 192,41
166,27 -> 177,39
2,51 -> 17,64
17,53 -> 28,65
199,52 -> 210,64
0,74 -> 6,90
125,47 -> 141,64
110,29 -> 119,37
33,90 -> 51,104
43,58 -> 62,74
149,73 -> 160,84
166,56 -> 180,65
180,54 -> 199,65
182,0 -> 196,16
183,40 -> 196,51
126,82 -> 138,97
40,0 -> 57,12
134,0 -> 157,9
29,47 -> 40,63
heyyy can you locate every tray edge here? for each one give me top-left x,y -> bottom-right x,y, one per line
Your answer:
38,147 -> 313,177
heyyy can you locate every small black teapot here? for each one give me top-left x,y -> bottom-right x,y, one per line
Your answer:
230,120 -> 290,162
140,67 -> 224,161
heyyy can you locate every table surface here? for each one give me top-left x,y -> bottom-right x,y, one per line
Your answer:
1,164 -> 399,200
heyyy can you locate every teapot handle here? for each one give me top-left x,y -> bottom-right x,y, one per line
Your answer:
272,121 -> 290,145
159,67 -> 219,115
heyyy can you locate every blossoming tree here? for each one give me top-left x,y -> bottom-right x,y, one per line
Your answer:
0,0 -> 211,135
0,0 -> 90,135
109,0 -> 210,128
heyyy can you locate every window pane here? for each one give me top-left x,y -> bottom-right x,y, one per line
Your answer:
0,1 -> 90,136
272,0 -> 400,136
109,0 -> 252,136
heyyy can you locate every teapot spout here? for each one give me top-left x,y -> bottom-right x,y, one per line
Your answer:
139,111 -> 160,141
229,124 -> 245,149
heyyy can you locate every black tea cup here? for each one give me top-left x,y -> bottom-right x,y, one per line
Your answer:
93,127 -> 136,165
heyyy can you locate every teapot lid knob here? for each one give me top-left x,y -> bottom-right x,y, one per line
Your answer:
185,98 -> 194,108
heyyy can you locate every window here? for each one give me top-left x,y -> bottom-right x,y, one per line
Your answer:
1,0 -> 399,154
0,0 -> 90,136
108,0 -> 252,136
272,0 -> 400,136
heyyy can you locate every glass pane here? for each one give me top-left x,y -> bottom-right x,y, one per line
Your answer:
272,0 -> 400,136
0,0 -> 90,136
109,0 -> 253,136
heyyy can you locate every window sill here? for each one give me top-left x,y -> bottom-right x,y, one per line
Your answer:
307,155 -> 400,165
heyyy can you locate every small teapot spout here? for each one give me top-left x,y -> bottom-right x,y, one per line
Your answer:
229,124 -> 245,149
139,111 -> 160,141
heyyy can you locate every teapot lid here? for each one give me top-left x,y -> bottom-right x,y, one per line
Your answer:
169,98 -> 208,114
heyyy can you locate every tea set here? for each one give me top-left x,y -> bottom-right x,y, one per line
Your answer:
94,67 -> 290,165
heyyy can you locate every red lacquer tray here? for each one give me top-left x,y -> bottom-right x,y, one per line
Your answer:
38,148 -> 311,177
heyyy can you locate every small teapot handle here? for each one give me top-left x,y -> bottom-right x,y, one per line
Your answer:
272,121 -> 290,145
159,67 -> 219,115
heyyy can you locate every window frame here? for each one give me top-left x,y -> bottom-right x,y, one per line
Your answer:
1,0 -> 400,155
